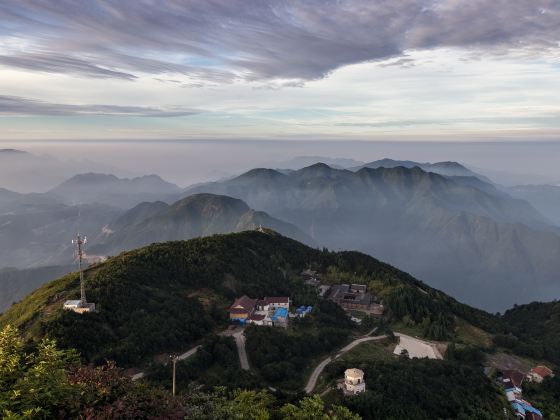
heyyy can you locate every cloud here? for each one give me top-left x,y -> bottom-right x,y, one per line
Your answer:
0,0 -> 559,83
0,53 -> 137,80
0,95 -> 201,117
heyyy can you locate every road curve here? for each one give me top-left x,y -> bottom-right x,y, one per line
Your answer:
304,334 -> 387,394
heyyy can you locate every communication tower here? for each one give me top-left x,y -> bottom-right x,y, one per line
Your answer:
63,233 -> 96,313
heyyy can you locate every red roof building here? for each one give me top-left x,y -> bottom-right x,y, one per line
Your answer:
228,295 -> 257,321
527,365 -> 554,383
502,369 -> 525,390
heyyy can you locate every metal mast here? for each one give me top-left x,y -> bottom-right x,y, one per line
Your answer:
73,233 -> 87,305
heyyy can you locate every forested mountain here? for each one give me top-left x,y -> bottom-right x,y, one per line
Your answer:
91,193 -> 313,255
49,173 -> 181,208
2,231 -> 557,418
186,163 -> 560,311
500,300 -> 560,365
0,230 -> 502,366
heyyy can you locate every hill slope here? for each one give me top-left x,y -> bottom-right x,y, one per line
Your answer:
0,230 -> 503,366
185,164 -> 560,311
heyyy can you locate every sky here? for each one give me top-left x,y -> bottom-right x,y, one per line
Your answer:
0,0 -> 560,141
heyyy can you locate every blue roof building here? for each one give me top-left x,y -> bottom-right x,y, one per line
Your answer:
271,307 -> 289,327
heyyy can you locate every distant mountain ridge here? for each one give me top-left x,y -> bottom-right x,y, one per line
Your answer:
50,173 -> 181,208
186,163 -> 560,310
0,265 -> 74,313
0,149 -> 123,193
350,158 -> 494,183
91,193 -> 313,255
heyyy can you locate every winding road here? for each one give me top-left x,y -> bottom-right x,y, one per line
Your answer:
304,334 -> 387,394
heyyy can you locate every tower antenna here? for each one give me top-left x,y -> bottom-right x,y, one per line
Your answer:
73,233 -> 87,305
63,231 -> 96,313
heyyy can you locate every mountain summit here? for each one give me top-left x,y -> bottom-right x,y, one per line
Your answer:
91,193 -> 313,255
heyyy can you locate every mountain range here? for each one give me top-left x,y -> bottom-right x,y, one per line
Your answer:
1,157 -> 560,312
349,158 -> 493,182
49,173 -> 182,209
0,149 -> 122,193
186,163 -> 560,311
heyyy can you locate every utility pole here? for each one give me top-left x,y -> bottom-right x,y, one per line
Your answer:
171,355 -> 178,396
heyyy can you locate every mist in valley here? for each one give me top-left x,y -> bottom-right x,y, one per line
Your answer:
2,139 -> 560,192
1,139 -> 560,313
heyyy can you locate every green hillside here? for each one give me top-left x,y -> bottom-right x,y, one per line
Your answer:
1,230 -> 505,367
2,230 -> 557,418
498,300 -> 560,364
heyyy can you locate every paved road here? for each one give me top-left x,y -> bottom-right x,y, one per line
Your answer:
177,345 -> 202,361
131,344 -> 203,381
304,334 -> 387,394
233,330 -> 250,370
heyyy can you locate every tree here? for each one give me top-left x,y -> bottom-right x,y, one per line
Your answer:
0,325 -> 79,418
281,395 -> 360,420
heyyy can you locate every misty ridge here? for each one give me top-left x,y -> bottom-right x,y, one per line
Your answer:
1,147 -> 560,313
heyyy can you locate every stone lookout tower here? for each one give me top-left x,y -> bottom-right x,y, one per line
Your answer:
341,368 -> 366,395
337,368 -> 366,395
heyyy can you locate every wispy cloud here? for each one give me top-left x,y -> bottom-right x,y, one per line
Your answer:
0,95 -> 201,117
0,0 -> 559,82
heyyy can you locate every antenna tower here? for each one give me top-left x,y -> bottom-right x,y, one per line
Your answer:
73,233 -> 88,305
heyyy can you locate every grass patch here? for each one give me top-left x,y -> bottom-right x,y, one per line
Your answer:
454,317 -> 493,348
338,338 -> 395,363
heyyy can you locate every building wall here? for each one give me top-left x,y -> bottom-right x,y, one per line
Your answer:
345,382 -> 366,394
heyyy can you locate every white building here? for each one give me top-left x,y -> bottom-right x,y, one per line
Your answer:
256,297 -> 290,311
63,300 -> 96,314
341,368 -> 366,395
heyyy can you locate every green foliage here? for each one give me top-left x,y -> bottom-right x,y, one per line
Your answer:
281,394 -> 360,420
245,301 -> 354,390
246,321 -> 352,390
445,342 -> 486,366
498,300 -> 560,364
4,230 -> 550,371
325,359 -> 508,420
147,335 -> 260,391
524,376 -> 560,419
0,325 -> 359,419
0,325 -> 79,418
385,286 -> 454,340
